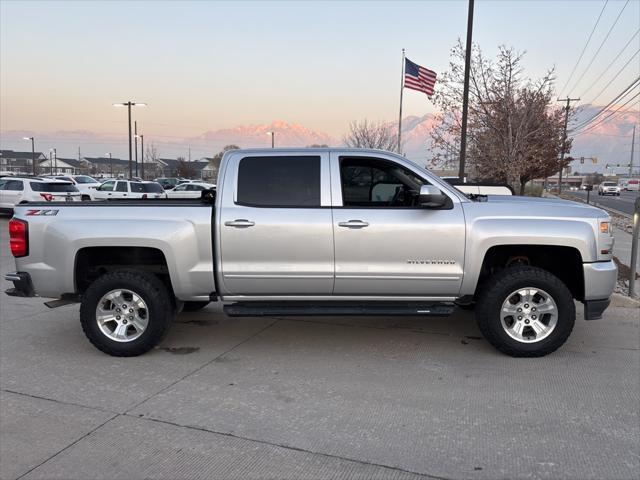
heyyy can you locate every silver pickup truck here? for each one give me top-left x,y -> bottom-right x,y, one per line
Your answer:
5,148 -> 617,358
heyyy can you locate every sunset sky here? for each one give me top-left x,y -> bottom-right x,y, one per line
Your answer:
1,0 -> 638,158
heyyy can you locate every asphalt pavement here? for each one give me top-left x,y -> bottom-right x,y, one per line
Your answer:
1,217 -> 639,480
562,190 -> 640,215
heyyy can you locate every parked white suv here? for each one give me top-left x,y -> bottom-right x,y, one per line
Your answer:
92,179 -> 167,200
598,182 -> 621,196
0,177 -> 81,213
51,175 -> 101,201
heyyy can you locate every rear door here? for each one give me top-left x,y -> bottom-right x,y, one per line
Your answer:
218,153 -> 334,296
114,181 -> 129,198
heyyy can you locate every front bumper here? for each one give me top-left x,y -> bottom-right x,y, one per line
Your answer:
4,271 -> 36,297
582,260 -> 617,320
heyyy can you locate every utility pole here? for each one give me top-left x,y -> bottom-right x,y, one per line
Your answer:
53,148 -> 57,175
629,124 -> 636,178
113,101 -> 146,180
458,0 -> 475,180
134,121 -> 139,177
556,97 -> 580,193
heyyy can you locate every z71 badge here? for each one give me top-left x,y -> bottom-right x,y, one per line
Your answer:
25,209 -> 59,216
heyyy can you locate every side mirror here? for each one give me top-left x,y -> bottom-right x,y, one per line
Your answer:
419,185 -> 448,208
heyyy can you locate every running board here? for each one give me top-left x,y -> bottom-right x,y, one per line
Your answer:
224,302 -> 455,317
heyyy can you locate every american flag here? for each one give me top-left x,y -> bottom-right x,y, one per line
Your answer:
404,58 -> 436,97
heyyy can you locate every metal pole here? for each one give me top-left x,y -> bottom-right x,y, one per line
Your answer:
49,151 -> 53,175
629,124 -> 636,179
134,121 -> 138,177
31,137 -> 35,175
397,48 -> 405,154
556,97 -> 580,193
127,102 -> 133,179
458,0 -> 475,180
109,153 -> 113,177
271,133 -> 275,148
140,135 -> 145,179
54,148 -> 57,175
629,197 -> 640,297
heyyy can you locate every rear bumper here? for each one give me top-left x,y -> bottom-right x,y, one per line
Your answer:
4,271 -> 36,297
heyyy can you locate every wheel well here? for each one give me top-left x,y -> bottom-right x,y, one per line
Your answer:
75,247 -> 172,295
477,245 -> 584,300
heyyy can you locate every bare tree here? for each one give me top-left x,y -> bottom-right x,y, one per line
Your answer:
176,156 -> 196,178
429,41 -> 572,194
343,119 -> 398,151
145,143 -> 161,177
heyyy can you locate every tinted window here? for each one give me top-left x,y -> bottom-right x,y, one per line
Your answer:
173,184 -> 187,191
74,176 -> 98,184
30,182 -> 77,192
131,182 -> 163,193
340,157 -> 426,207
5,180 -> 24,191
116,182 -> 128,192
237,156 -> 321,207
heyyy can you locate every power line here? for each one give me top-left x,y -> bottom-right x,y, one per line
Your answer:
578,28 -> 640,99
574,95 -> 639,136
570,76 -> 639,131
559,0 -> 608,96
566,0 -> 630,96
588,48 -> 640,104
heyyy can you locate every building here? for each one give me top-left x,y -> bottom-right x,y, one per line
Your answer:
155,158 -> 209,179
83,157 -> 130,178
37,157 -> 86,175
0,150 -> 47,174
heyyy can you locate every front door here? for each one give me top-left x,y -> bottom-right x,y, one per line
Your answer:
219,153 -> 334,296
331,153 -> 465,297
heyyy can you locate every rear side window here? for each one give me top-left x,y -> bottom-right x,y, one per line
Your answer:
4,180 -> 24,191
30,182 -> 77,192
237,156 -> 321,207
116,182 -> 128,192
131,182 -> 163,193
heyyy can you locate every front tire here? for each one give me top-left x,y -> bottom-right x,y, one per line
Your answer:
475,266 -> 575,357
80,270 -> 174,356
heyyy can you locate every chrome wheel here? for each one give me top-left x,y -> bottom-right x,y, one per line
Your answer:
500,288 -> 558,343
95,289 -> 149,342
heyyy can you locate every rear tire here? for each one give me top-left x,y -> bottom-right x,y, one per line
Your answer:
475,266 -> 575,357
182,301 -> 210,312
80,270 -> 174,357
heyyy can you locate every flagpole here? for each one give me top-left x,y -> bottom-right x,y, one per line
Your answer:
397,48 -> 405,154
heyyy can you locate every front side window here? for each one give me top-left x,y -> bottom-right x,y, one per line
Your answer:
100,181 -> 115,192
237,156 -> 321,207
340,157 -> 427,207
173,184 -> 187,191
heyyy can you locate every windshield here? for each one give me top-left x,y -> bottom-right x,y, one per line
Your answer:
131,182 -> 163,193
74,176 -> 99,184
603,182 -> 617,186
30,182 -> 78,192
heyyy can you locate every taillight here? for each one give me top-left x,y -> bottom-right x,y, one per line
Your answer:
9,219 -> 28,257
40,193 -> 53,201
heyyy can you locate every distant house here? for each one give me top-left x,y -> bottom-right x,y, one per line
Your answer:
156,158 -> 209,179
37,157 -> 85,175
0,150 -> 47,174
83,157 -> 131,178
201,157 -> 221,182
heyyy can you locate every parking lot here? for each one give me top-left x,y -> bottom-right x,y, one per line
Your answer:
0,216 -> 638,480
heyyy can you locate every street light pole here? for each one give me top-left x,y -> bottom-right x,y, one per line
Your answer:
113,101 -> 146,179
135,134 -> 145,179
629,124 -> 636,179
53,148 -> 57,175
23,137 -> 35,175
267,131 -> 275,148
134,121 -> 138,177
458,0 -> 475,181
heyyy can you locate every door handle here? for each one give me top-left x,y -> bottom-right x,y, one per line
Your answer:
225,219 -> 255,228
338,220 -> 369,228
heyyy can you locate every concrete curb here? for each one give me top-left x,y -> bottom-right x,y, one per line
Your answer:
611,292 -> 640,308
